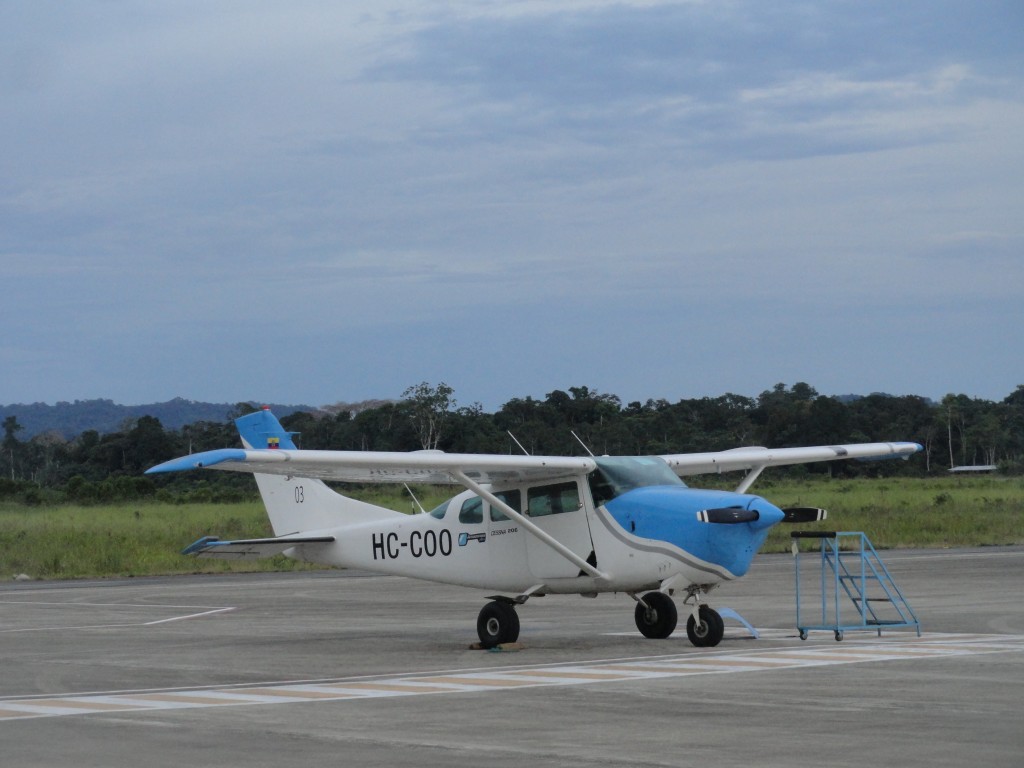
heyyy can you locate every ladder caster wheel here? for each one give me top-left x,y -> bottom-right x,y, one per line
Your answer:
834,630 -> 844,642
798,629 -> 808,641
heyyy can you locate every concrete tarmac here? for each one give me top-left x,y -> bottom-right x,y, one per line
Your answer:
2,546 -> 1023,767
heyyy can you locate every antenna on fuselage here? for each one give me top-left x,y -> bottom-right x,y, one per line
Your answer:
571,430 -> 595,457
403,483 -> 426,514
507,431 -> 531,456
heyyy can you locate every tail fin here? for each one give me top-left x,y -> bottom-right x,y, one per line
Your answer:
236,409 -> 400,535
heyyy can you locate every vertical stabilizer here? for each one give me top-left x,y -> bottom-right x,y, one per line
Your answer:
235,409 -> 400,535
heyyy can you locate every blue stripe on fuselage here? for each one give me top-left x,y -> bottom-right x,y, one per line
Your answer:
604,486 -> 784,578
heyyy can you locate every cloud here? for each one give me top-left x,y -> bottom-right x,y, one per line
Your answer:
1,1 -> 1022,406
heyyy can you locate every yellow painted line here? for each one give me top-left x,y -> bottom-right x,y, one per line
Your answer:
128,693 -> 257,706
883,643 -> 997,653
680,657 -> 800,668
591,664 -> 665,673
13,698 -> 143,712
814,646 -> 914,654
769,651 -> 868,662
316,682 -> 460,694
236,687 -> 358,700
641,665 -> 721,674
504,669 -> 634,681
0,709 -> 38,719
415,675 -> 539,688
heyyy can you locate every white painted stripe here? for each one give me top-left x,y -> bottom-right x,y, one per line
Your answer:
144,608 -> 237,625
2,633 -> 1022,722
0,605 -> 238,634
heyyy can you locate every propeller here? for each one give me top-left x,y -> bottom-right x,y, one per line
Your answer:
696,507 -> 760,524
781,507 -> 828,523
695,505 -> 827,525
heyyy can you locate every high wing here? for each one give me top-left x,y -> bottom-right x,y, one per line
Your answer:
659,442 -> 922,477
147,448 -> 597,485
148,441 -> 921,488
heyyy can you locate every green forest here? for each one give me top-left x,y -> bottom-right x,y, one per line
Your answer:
3,381 -> 1024,507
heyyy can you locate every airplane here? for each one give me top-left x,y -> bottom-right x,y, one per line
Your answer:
146,407 -> 922,648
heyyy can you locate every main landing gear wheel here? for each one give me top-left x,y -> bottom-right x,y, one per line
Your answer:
477,601 -> 520,648
686,605 -> 725,647
634,592 -> 678,639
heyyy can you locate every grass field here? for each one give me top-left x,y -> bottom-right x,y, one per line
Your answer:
1,477 -> 1021,580
759,475 -> 1024,552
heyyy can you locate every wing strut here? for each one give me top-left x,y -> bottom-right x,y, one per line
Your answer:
734,465 -> 766,494
450,470 -> 609,581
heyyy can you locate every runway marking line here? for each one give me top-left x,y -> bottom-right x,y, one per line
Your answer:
3,632 -> 1023,722
0,603 -> 237,634
239,687 -> 358,699
127,692 -> 268,706
11,698 -> 141,712
317,681 -> 458,695
414,676 -> 537,688
504,669 -> 643,680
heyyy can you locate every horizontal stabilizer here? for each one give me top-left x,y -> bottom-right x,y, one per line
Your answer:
182,534 -> 335,559
697,508 -> 760,524
781,507 -> 828,523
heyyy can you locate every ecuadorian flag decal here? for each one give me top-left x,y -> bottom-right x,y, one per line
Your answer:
267,436 -> 280,449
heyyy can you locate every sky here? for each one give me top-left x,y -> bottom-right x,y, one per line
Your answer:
2,0 -> 1022,412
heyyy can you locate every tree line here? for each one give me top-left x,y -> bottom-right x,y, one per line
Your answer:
2,382 -> 1023,506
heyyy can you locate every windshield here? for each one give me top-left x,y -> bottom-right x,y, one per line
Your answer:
589,456 -> 685,506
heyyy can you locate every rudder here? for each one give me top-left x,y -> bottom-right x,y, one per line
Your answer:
236,409 -> 400,535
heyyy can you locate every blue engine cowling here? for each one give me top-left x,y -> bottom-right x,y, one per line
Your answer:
604,486 -> 785,578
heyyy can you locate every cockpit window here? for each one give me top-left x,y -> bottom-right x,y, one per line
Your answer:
490,489 -> 521,522
459,496 -> 483,524
527,481 -> 581,517
589,456 -> 685,506
430,491 -> 521,522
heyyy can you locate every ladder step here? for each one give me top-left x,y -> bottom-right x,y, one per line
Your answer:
866,620 -> 910,626
839,574 -> 881,580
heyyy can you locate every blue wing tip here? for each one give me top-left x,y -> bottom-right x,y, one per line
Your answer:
182,536 -> 222,555
146,449 -> 249,474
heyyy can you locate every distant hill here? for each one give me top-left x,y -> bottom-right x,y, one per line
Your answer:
0,398 -> 318,439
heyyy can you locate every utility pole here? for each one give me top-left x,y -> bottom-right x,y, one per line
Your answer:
947,405 -> 955,469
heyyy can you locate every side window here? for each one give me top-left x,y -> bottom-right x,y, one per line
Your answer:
459,496 -> 483,524
489,489 -> 521,522
528,482 -> 581,517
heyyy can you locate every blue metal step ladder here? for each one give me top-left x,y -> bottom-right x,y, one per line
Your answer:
792,532 -> 921,641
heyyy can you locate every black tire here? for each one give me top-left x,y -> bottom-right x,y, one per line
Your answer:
477,601 -> 520,648
634,592 -> 678,639
686,605 -> 725,647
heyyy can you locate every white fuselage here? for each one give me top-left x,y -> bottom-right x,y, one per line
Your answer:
287,483 -> 736,596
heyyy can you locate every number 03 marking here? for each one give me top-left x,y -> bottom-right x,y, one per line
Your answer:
294,486 -> 304,503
